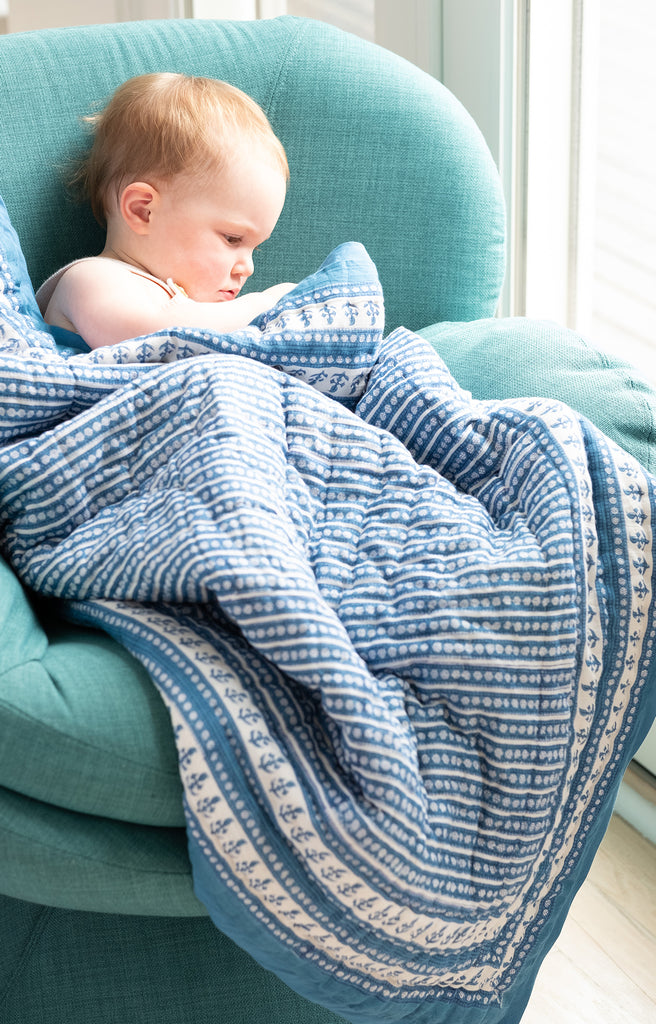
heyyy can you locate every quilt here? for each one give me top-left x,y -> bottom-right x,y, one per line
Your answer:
1,240 -> 656,1024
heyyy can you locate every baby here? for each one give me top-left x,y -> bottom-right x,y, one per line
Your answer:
37,73 -> 295,349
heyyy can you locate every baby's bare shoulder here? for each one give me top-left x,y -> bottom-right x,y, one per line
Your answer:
59,256 -> 145,288
47,256 -> 175,347
56,257 -> 167,313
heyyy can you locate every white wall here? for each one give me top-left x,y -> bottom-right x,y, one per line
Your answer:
5,0 -> 190,32
8,0 -> 117,31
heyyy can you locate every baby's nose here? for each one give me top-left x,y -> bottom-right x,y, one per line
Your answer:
234,251 -> 254,279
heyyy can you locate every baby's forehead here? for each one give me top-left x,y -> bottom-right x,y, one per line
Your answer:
197,137 -> 289,184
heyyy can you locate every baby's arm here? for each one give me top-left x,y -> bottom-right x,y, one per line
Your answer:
46,259 -> 295,349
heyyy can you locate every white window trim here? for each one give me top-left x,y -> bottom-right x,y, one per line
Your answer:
522,0 -> 598,329
187,1 -> 286,16
375,0 -> 526,318
375,1 -> 599,329
566,0 -> 600,336
257,0 -> 287,16
188,1 -> 254,17
116,0 -> 189,17
440,0 -> 525,319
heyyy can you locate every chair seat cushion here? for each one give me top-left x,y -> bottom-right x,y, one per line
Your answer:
0,894 -> 349,1024
0,785 -> 198,915
0,556 -> 184,826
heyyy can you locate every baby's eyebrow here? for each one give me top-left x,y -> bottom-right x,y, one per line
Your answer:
221,218 -> 255,235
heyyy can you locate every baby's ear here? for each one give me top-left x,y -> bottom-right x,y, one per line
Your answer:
120,182 -> 158,234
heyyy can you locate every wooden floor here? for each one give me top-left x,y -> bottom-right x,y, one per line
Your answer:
521,813 -> 656,1023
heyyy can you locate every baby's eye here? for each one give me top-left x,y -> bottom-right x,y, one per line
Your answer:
223,235 -> 242,246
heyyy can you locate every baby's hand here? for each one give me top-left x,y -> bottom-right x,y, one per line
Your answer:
215,282 -> 297,327
243,282 -> 297,321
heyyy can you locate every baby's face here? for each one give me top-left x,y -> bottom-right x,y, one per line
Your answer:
147,153 -> 287,302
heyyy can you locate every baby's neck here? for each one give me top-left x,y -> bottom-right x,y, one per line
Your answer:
100,244 -> 151,275
102,217 -> 152,275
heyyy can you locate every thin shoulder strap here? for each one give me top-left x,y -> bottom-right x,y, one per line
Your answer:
36,258 -> 186,314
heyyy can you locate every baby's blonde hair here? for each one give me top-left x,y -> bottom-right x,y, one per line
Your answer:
74,72 -> 289,226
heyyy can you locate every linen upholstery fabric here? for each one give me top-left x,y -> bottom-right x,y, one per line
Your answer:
421,317 -> 656,474
0,895 -> 349,1024
0,586 -> 184,826
0,786 -> 200,916
0,17 -> 504,335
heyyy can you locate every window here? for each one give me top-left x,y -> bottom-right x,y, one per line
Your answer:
587,0 -> 656,390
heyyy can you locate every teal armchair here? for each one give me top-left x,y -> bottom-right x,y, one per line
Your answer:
1,16 -> 655,1024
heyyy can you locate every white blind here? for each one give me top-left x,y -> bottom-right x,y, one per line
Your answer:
590,0 -> 656,388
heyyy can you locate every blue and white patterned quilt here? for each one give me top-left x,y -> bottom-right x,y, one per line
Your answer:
1,243 -> 655,1024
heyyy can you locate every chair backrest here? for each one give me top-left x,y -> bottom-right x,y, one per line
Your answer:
0,16 -> 505,335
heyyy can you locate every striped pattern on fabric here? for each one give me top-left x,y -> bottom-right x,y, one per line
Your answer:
1,317 -> 655,1022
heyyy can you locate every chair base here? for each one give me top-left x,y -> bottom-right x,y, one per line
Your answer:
0,894 -> 349,1024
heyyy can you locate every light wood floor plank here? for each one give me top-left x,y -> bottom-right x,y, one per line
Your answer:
568,883 -> 656,1001
521,938 -> 653,1024
585,815 -> 656,940
520,813 -> 656,1023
